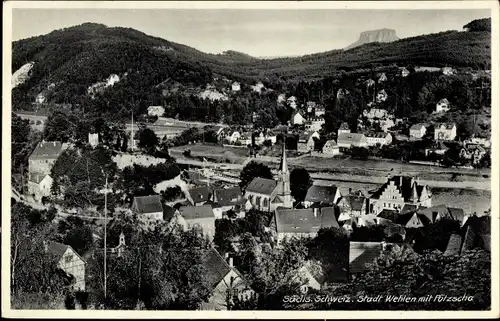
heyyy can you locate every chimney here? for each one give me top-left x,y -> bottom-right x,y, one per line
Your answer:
313,207 -> 318,218
224,252 -> 229,260
228,257 -> 233,268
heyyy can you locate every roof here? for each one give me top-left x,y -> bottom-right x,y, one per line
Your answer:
323,140 -> 338,149
349,242 -> 384,274
370,176 -> 428,203
29,141 -> 63,160
213,187 -> 246,207
410,124 -> 426,131
462,215 -> 490,252
28,172 -> 50,184
444,234 -> 462,256
438,98 -> 449,104
337,133 -> 366,145
275,207 -> 339,234
46,241 -> 86,263
340,195 -> 365,212
188,186 -> 212,204
365,132 -> 389,138
339,122 -> 350,130
427,141 -> 449,150
245,177 -> 277,195
377,209 -> 399,221
448,207 -> 466,223
163,205 -> 177,221
435,123 -> 456,130
201,248 -> 232,289
400,204 -> 420,215
133,195 -> 163,214
179,204 -> 215,220
304,185 -> 338,205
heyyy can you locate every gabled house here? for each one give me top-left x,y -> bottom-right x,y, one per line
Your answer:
28,141 -> 63,176
409,124 -> 427,139
322,140 -> 340,156
306,101 -> 316,113
377,72 -> 388,82
435,98 -> 450,113
292,111 -> 305,125
434,123 -> 457,141
211,187 -> 249,218
425,141 -> 449,156
226,130 -> 241,144
444,215 -> 490,256
337,133 -> 367,149
297,258 -> 348,293
394,212 -> 427,228
27,172 -> 54,201
314,105 -> 325,117
365,132 -> 392,146
147,106 -> 165,117
45,241 -> 86,291
337,194 -> 368,220
176,205 -> 216,240
251,81 -> 265,93
368,176 -> 432,215
88,133 -> 99,148
302,185 -> 341,208
132,195 -> 164,221
337,122 -> 351,136
442,67 -> 455,76
187,186 -> 213,206
277,94 -> 286,104
363,108 -> 389,120
416,204 -> 468,226
200,248 -> 255,310
231,82 -> 241,92
297,132 -> 317,153
287,96 -> 298,109
244,145 -> 293,212
272,207 -> 339,244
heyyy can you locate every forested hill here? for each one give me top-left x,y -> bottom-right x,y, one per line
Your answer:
12,19 -> 490,112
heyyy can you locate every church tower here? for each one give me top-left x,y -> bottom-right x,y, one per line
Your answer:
277,143 -> 293,208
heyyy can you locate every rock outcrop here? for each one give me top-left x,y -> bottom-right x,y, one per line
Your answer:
345,29 -> 399,50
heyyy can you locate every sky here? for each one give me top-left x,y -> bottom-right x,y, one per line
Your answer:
12,8 -> 491,57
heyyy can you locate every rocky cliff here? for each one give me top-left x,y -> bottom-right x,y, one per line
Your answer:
345,28 -> 399,50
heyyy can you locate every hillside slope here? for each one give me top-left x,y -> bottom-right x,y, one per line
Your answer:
12,21 -> 491,110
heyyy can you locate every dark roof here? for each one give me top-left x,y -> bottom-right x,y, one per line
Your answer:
427,141 -> 449,151
245,177 -> 277,195
133,195 -> 163,214
28,172 -> 49,184
444,234 -> 462,256
448,207 -> 466,223
417,204 -> 452,223
349,242 -> 384,274
304,185 -> 338,205
47,241 -> 69,260
179,204 -> 215,220
337,133 -> 365,145
188,186 -> 212,204
377,209 -> 399,221
29,141 -> 63,160
370,176 -> 428,203
275,207 -> 339,234
201,248 -> 232,289
435,123 -> 456,130
462,215 -> 490,252
340,195 -> 365,212
400,204 -> 420,215
339,122 -> 350,130
213,187 -> 246,207
163,205 -> 177,221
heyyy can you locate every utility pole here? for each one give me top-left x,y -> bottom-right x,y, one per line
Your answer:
131,111 -> 135,152
103,173 -> 108,302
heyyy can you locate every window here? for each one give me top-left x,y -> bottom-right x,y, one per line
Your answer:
65,255 -> 72,263
263,198 -> 268,207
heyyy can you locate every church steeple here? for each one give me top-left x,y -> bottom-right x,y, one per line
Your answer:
277,143 -> 293,208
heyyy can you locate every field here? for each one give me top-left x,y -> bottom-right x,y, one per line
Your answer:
170,143 -> 250,158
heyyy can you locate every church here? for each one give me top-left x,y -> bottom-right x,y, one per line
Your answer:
244,144 -> 294,212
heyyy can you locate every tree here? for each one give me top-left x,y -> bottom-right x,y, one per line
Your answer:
239,161 -> 273,189
350,225 -> 387,242
138,128 -> 159,153
64,225 -> 95,256
289,167 -> 312,203
43,110 -> 79,143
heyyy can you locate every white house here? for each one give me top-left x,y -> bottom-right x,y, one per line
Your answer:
322,140 -> 340,157
337,122 -> 351,136
27,173 -> 53,201
305,117 -> 325,132
365,132 -> 392,146
226,131 -> 241,144
314,105 -> 325,117
442,67 -> 455,76
45,241 -> 86,291
337,133 -> 368,149
231,82 -> 241,92
251,82 -> 265,93
132,195 -> 164,221
399,67 -> 410,77
148,106 -> 165,117
277,94 -> 286,104
409,124 -> 427,139
287,96 -> 298,109
376,89 -> 388,103
292,111 -> 305,125
88,133 -> 99,148
434,123 -> 457,141
435,98 -> 451,113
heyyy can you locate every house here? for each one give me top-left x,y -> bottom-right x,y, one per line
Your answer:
442,67 -> 455,76
365,132 -> 392,146
416,204 -> 468,226
132,195 -> 164,221
337,122 -> 351,136
349,241 -> 392,275
322,140 -> 340,156
460,144 -> 487,165
314,105 -> 325,117
147,106 -> 165,117
272,207 -> 339,244
277,94 -> 286,104
444,215 -> 490,256
231,82 -> 241,92
368,176 -> 432,215
28,141 -> 63,176
27,172 -> 53,201
226,130 -> 241,144
36,92 -> 47,104
398,67 -> 410,77
376,89 -> 388,103
305,117 -> 325,132
292,111 -> 305,125
394,212 -> 427,228
435,98 -> 451,113
188,186 -> 213,206
200,248 -> 255,310
287,96 -> 298,109
297,132 -> 317,153
363,108 -> 390,120
211,187 -> 249,218
297,258 -> 348,293
177,205 -> 216,240
337,133 -> 367,149
238,134 -> 252,146
251,82 -> 265,93
434,123 -> 457,141
468,137 -> 491,148
244,145 -> 293,212
337,194 -> 368,223
377,72 -> 388,82
306,101 -> 316,113
45,241 -> 86,291
409,124 -> 427,139
302,185 -> 341,208
88,133 -> 99,148
425,141 -> 449,156
380,119 -> 395,132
